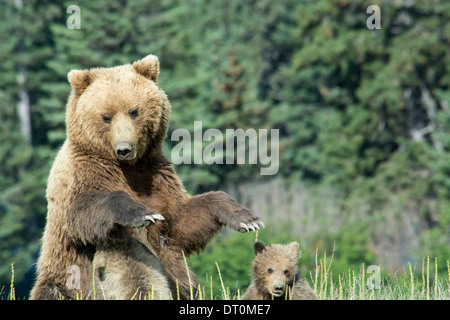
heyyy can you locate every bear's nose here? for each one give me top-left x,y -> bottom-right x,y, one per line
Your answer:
117,148 -> 131,157
274,285 -> 284,291
116,142 -> 132,158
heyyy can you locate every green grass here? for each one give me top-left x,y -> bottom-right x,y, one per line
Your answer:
196,255 -> 450,300
6,256 -> 449,300
309,255 -> 450,300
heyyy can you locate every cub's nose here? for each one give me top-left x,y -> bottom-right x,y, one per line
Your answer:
274,285 -> 284,291
116,142 -> 132,158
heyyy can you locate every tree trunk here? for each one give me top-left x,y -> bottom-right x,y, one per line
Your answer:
15,0 -> 32,146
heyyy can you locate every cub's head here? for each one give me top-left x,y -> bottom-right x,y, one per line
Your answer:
66,54 -> 170,164
251,241 -> 301,298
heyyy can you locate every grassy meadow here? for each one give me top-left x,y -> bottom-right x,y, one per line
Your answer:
4,255 -> 450,300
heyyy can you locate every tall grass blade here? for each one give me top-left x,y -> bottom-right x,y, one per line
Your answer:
215,262 -> 228,300
408,262 -> 414,300
9,263 -> 15,300
434,257 -> 438,300
426,256 -> 430,300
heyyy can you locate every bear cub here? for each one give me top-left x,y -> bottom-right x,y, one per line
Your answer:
241,241 -> 317,300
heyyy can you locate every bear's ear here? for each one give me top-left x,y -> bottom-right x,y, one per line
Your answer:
288,242 -> 301,260
133,54 -> 160,83
68,69 -> 92,95
254,241 -> 267,255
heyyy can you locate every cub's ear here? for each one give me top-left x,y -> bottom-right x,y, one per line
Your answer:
254,241 -> 267,255
133,54 -> 160,83
68,69 -> 92,95
288,242 -> 301,260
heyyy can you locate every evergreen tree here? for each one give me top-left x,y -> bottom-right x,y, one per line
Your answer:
0,0 -> 61,296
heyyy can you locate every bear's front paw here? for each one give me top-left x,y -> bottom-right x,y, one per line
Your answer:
117,206 -> 165,228
124,211 -> 164,228
107,191 -> 164,228
132,211 -> 165,228
237,219 -> 266,233
231,212 -> 265,233
212,193 -> 265,233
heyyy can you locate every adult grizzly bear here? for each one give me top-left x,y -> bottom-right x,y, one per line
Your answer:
241,241 -> 317,300
30,54 -> 264,300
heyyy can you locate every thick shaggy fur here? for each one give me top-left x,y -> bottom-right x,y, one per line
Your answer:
94,231 -> 170,300
241,241 -> 317,300
30,55 -> 263,300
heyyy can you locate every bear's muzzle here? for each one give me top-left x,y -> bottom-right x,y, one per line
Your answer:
115,141 -> 134,160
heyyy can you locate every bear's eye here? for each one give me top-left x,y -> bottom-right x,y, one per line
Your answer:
129,109 -> 139,119
267,268 -> 273,274
284,269 -> 290,275
102,114 -> 112,123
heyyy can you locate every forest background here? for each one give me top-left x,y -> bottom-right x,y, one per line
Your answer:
1,0 -> 449,299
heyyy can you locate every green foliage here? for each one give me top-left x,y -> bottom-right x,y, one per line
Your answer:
188,232 -> 256,299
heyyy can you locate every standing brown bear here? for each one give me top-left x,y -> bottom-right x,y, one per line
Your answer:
30,54 -> 264,300
241,241 -> 317,300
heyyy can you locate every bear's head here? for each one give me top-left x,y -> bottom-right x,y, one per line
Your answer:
251,241 -> 301,298
66,54 -> 170,164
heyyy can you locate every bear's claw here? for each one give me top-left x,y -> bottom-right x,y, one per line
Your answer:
238,219 -> 265,233
143,212 -> 165,225
238,223 -> 249,232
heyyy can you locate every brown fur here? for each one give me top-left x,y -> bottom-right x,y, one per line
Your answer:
94,231 -> 170,300
241,241 -> 318,300
30,55 -> 264,300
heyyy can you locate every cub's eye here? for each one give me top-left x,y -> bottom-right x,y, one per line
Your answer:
129,109 -> 139,119
267,268 -> 273,274
102,114 -> 111,123
284,269 -> 290,275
